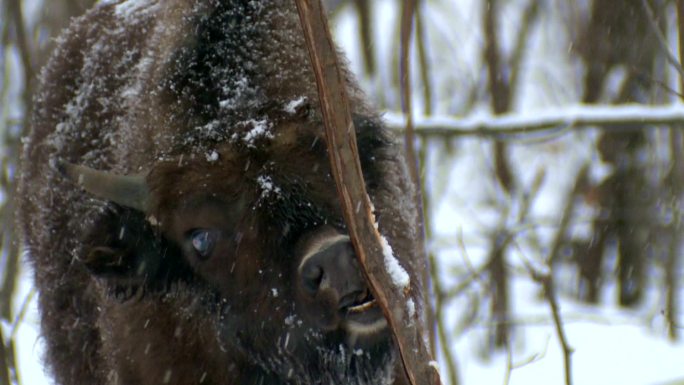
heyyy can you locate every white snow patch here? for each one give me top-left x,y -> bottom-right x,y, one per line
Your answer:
284,315 -> 298,327
218,76 -> 253,111
380,235 -> 410,289
242,119 -> 274,148
256,175 -> 281,200
406,297 -> 416,319
119,55 -> 154,104
283,96 -> 307,115
195,120 -> 222,140
205,150 -> 219,163
384,103 -> 684,133
115,0 -> 159,18
271,288 -> 279,298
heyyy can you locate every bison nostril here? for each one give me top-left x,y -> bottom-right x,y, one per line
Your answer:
301,265 -> 324,295
298,237 -> 364,304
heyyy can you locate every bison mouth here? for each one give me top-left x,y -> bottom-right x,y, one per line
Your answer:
339,289 -> 387,338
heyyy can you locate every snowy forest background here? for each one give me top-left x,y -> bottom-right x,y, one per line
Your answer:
2,0 -> 684,384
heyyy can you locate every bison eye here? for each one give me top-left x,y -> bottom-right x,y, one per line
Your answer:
188,229 -> 219,260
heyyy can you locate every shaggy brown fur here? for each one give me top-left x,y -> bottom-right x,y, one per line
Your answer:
18,1 -> 424,384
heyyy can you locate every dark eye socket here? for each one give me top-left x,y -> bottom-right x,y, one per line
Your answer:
188,229 -> 220,260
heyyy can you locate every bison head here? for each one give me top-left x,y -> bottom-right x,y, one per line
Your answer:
59,113 -> 404,384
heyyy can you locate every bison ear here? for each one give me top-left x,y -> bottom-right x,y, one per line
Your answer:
57,160 -> 150,212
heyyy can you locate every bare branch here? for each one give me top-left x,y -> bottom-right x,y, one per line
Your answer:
293,1 -> 440,385
0,329 -> 10,385
353,0 -> 375,77
414,5 -> 432,115
401,0 -> 437,364
508,0 -> 540,104
547,165 -> 589,266
400,0 -> 418,187
665,129 -> 683,340
421,144 -> 460,385
6,0 -> 34,106
385,104 -> 684,138
483,0 -> 514,194
10,289 -> 35,342
640,0 -> 684,81
518,254 -> 574,385
538,273 -> 573,385
678,0 -> 684,95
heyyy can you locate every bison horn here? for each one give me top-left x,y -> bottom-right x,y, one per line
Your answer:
58,161 -> 150,212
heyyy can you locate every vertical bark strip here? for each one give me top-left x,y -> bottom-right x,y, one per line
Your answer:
482,0 -> 512,349
679,0 -> 684,95
665,131 -> 682,341
576,0 -> 657,308
667,0 -> 684,341
353,0 -> 375,77
293,1 -> 440,385
414,5 -> 432,116
400,0 -> 418,187
400,0 -> 436,360
0,330 -> 10,385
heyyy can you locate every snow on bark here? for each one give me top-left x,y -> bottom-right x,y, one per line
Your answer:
379,234 -> 410,290
406,298 -> 416,318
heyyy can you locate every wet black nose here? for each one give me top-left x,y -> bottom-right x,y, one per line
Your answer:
298,238 -> 367,308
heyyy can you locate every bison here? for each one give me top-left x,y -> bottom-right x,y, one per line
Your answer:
18,1 -> 425,384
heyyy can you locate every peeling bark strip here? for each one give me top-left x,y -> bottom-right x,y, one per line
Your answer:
292,1 -> 441,385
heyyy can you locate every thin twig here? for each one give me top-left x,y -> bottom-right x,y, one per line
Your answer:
0,328 -> 10,385
503,338 -> 513,385
541,275 -> 573,385
400,0 -> 418,187
414,4 -> 432,115
429,252 -> 460,385
353,0 -> 374,77
401,0 -> 437,366
640,0 -> 684,80
10,289 -> 35,342
7,0 -> 34,108
678,0 -> 684,95
520,257 -> 573,385
665,129 -> 682,340
508,0 -> 540,103
418,146 -> 444,371
547,164 -> 589,266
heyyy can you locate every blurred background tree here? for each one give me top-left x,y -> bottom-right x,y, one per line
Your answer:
2,1 -> 683,385
1,1 -> 96,384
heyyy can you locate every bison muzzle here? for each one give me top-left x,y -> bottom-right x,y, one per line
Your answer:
18,1 -> 424,385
